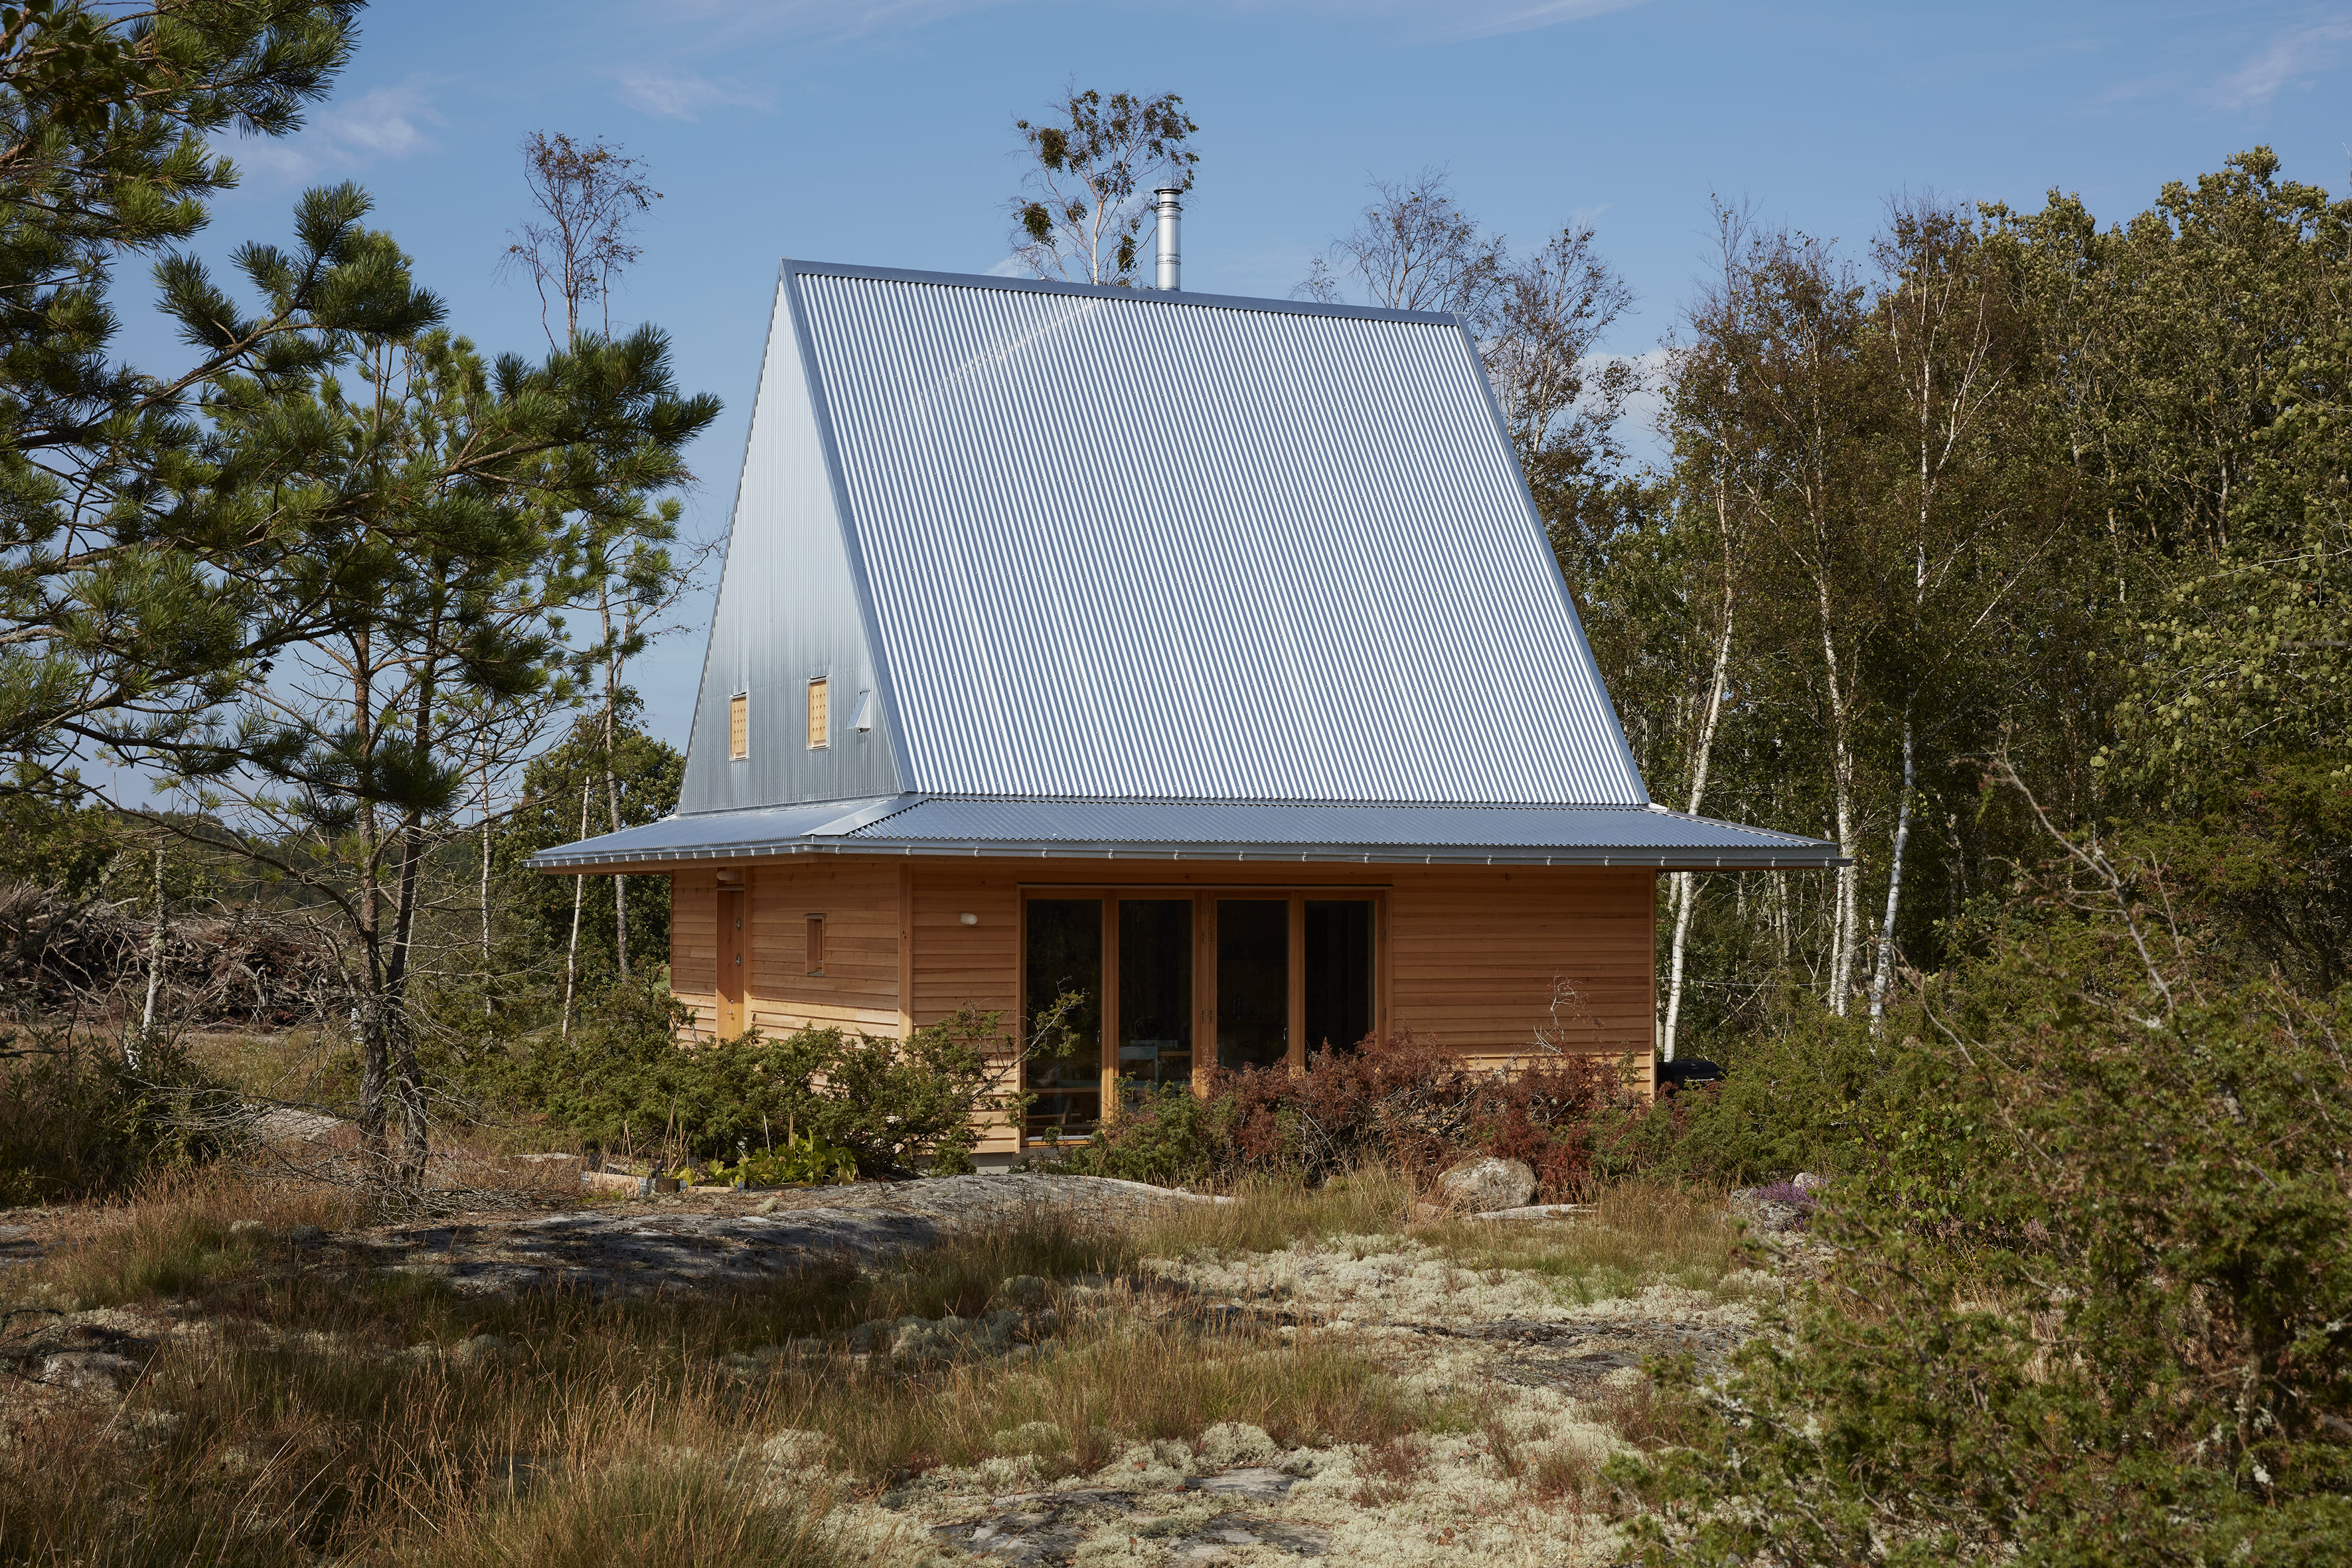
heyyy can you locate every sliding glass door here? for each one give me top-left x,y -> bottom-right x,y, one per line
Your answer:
1215,900 -> 1289,1071
1303,899 -> 1375,1056
1022,899 -> 1101,1140
1118,900 -> 1194,1091
1021,888 -> 1381,1144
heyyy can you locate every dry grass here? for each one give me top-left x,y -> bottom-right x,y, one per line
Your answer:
29,1168 -> 361,1305
177,1026 -> 345,1102
0,1340 -> 868,1568
5,1164 -> 1745,1565
786,1307 -> 1429,1482
1587,1375 -> 1711,1453
1414,1180 -> 1751,1304
1130,1166 -> 1411,1258
1,1172 -> 1442,1563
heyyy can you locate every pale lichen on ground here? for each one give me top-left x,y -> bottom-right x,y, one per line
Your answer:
865,1221 -> 1763,1566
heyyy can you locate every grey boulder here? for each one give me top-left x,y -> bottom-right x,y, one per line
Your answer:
1432,1156 -> 1537,1215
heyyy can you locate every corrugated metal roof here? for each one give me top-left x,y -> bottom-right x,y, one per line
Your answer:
530,799 -> 895,869
791,263 -> 1647,807
529,795 -> 1842,871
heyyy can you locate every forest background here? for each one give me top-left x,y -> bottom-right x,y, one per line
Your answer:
0,1 -> 2341,1174
0,6 -> 2347,1563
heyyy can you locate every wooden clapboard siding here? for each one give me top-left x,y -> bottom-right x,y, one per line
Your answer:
909,866 -> 1022,1022
908,865 -> 1023,1152
659,854 -> 1658,1150
744,859 -> 901,1036
1389,866 -> 1654,1070
670,869 -> 720,1036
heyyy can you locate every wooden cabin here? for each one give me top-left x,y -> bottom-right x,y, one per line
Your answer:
534,252 -> 1836,1159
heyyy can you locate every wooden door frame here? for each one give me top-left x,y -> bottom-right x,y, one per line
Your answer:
715,884 -> 747,1038
1009,882 -> 1389,1139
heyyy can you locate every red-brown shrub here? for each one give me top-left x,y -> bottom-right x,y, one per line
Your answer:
1073,1031 -> 1638,1199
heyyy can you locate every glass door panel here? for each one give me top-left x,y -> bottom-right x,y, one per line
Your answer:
1117,899 -> 1194,1093
1215,899 -> 1288,1071
1304,899 -> 1375,1056
1024,898 -> 1102,1139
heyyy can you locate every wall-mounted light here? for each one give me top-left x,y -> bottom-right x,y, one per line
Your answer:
959,912 -> 979,925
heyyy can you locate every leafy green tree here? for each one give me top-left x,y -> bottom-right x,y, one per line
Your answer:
1008,84 -> 1197,285
1617,816 -> 2352,1566
0,1 -> 374,785
110,195 -> 718,1186
493,704 -> 681,1015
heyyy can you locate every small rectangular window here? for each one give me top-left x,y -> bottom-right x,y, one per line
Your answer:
807,678 -> 829,749
805,913 -> 826,975
728,692 -> 748,760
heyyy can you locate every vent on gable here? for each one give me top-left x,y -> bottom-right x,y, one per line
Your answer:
807,678 -> 829,749
851,688 -> 873,732
728,692 -> 748,760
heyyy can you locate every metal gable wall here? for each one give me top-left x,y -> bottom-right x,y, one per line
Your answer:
674,272 -> 903,813
791,266 -> 1649,807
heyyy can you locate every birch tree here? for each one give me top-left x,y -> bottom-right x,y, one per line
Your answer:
1297,168 -> 1504,315
1670,213 -> 1878,1014
1861,199 -> 2030,1025
502,133 -> 711,983
1008,86 -> 1198,286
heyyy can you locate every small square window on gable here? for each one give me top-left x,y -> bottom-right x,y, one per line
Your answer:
807,678 -> 829,749
728,692 -> 748,760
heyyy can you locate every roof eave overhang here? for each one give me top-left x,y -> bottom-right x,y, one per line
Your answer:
533,838 -> 1847,873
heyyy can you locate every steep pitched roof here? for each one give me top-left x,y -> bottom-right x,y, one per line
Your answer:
675,261 -> 1646,814
541,261 -> 1841,870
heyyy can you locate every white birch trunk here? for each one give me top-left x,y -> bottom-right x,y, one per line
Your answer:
1868,716 -> 1916,1027
133,846 -> 165,1071
1660,581 -> 1735,1063
1814,567 -> 1861,1015
560,779 -> 590,1041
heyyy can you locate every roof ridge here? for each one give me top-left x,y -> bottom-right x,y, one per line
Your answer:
781,257 -> 1464,326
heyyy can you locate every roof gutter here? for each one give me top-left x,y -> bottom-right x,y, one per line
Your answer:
532,837 -> 1847,873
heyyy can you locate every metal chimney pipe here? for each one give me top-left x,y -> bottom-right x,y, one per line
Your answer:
1152,187 -> 1182,291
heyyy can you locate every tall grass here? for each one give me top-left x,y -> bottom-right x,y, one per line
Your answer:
1131,1167 -> 1411,1258
4,1166 -> 1739,1563
0,1344 -> 866,1568
1,1172 -> 1445,1563
1415,1180 -> 1751,1303
30,1168 -> 360,1305
781,1308 -> 1425,1480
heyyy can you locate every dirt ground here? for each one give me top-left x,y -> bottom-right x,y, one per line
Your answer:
1,1167 -> 1798,1567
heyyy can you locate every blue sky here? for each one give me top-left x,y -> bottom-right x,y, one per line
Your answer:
155,0 -> 2352,760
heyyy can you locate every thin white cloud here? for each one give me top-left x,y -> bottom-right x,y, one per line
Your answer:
612,66 -> 775,122
1421,0 -> 1651,41
222,80 -> 439,183
652,0 -> 1652,45
2206,16 -> 2352,110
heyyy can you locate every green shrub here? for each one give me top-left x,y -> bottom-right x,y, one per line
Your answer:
1056,1083 -> 1232,1186
0,1033 -> 226,1203
479,982 -> 1014,1177
1593,1004 -> 1954,1190
1614,882 -> 2352,1565
700,1132 -> 858,1188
